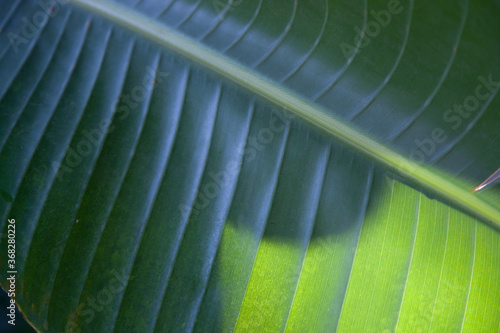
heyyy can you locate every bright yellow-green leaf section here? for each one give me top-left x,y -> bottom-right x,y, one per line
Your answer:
217,179 -> 500,332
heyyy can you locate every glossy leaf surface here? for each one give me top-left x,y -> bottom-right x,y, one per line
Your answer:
0,0 -> 499,332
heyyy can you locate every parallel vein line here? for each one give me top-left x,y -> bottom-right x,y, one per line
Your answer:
312,0 -> 368,101
44,24 -> 113,319
334,163 -> 374,331
363,177 -> 395,331
283,144 -> 331,332
150,82 -> 222,333
282,0 -> 328,83
220,0 -> 263,53
394,192 -> 421,332
70,40 -> 154,328
61,0 -> 500,227
5,14 -> 91,280
233,121 -> 292,330
52,36 -> 136,329
428,207 -> 450,330
155,0 -> 176,20
0,11 -> 74,235
431,82 -> 500,164
0,11 -> 71,152
0,0 -> 25,61
388,0 -> 469,142
111,63 -> 188,333
190,99 -> 256,331
253,0 -> 297,68
459,221 -> 475,332
350,0 -> 414,120
198,0 -> 237,40
102,53 -> 170,332
175,0 -> 202,28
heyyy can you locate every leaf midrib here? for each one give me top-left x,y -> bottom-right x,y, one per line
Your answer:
67,0 -> 500,227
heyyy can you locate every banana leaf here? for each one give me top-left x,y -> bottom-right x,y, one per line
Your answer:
0,0 -> 499,332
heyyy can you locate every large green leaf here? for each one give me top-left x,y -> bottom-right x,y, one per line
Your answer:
0,0 -> 499,332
